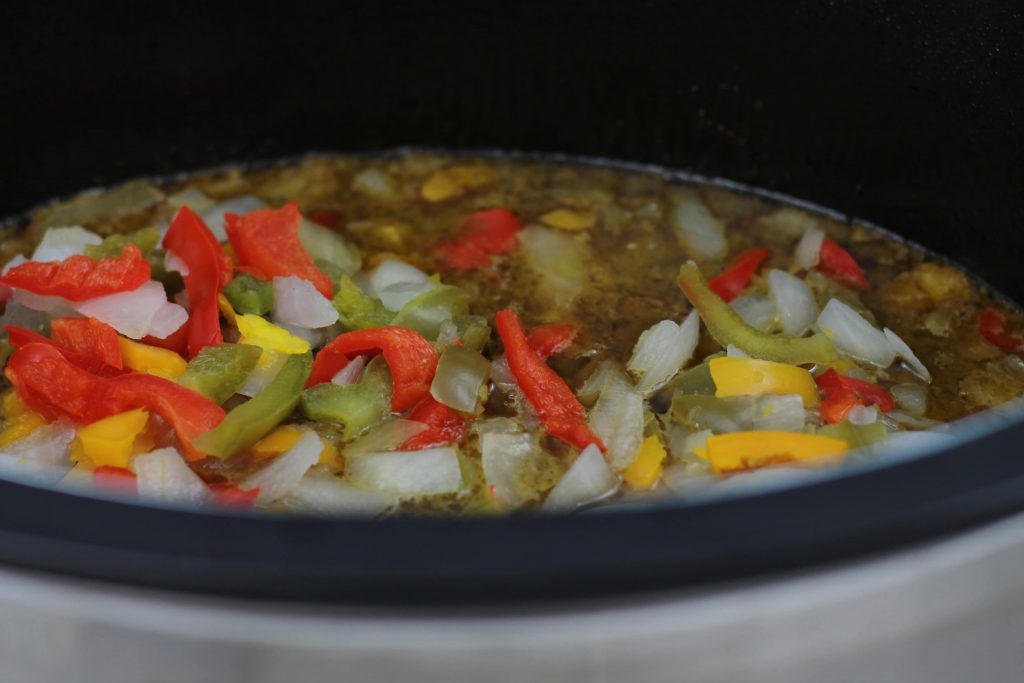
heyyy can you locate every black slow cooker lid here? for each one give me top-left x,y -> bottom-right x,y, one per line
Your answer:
0,2 -> 1022,603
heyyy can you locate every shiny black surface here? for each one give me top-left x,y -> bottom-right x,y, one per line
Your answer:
0,1 -> 1022,603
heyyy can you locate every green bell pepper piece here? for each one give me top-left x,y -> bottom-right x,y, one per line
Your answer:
299,219 -> 361,275
677,261 -> 837,365
177,344 -> 262,405
193,352 -> 313,459
222,273 -> 275,315
332,275 -> 393,330
452,314 -> 491,351
85,226 -> 161,259
818,421 -> 888,449
391,284 -> 469,339
298,356 -> 392,440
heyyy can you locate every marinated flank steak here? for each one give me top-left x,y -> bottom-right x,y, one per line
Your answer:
0,153 -> 1021,514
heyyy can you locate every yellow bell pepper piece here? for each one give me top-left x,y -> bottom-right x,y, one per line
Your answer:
119,337 -> 188,379
622,435 -> 668,489
705,431 -> 848,474
540,209 -> 597,231
420,165 -> 497,202
251,425 -> 336,465
0,391 -> 47,448
218,293 -> 237,326
236,314 -> 310,357
72,408 -> 150,468
709,357 -> 820,407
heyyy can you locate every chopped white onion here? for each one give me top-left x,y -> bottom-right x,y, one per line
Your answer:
883,328 -> 932,382
431,345 -> 490,413
731,295 -> 776,331
576,360 -> 620,405
272,276 -> 339,328
768,269 -> 817,335
31,226 -> 102,262
587,372 -> 644,470
241,430 -> 323,504
481,430 -> 535,509
366,259 -> 428,298
351,168 -> 399,201
164,249 -> 189,276
891,383 -> 929,416
847,405 -> 879,425
273,321 -> 325,348
11,288 -> 75,315
201,195 -> 267,241
132,447 -> 210,505
378,281 -> 436,312
332,355 -> 368,385
752,394 -> 807,431
816,299 -> 896,367
627,311 -> 700,394
794,228 -> 825,270
346,446 -> 462,498
670,188 -> 727,261
0,420 -> 76,485
726,344 -> 749,358
238,351 -> 289,398
541,444 -> 620,511
280,471 -> 394,515
344,419 -> 428,457
74,280 -> 187,339
517,226 -> 589,309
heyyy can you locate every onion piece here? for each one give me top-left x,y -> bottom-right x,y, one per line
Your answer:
272,276 -> 339,329
11,288 -> 75,315
587,372 -> 644,470
794,228 -> 825,270
662,463 -> 716,495
481,430 -> 535,509
816,299 -> 896,367
730,295 -> 776,331
345,419 -> 428,457
378,281 -> 436,312
280,471 -> 394,515
332,355 -> 367,385
164,249 -> 189,277
346,446 -> 462,498
273,321 -> 325,348
74,280 -> 187,339
670,188 -> 727,261
431,344 -> 490,413
768,269 -> 817,335
891,383 -> 929,416
132,447 -> 210,505
32,226 -> 102,263
0,419 -> 76,485
883,328 -> 932,382
366,259 -> 428,297
541,444 -> 620,511
241,430 -> 323,504
517,226 -> 589,309
351,168 -> 399,202
576,360 -> 621,406
847,405 -> 879,425
201,195 -> 267,241
238,351 -> 289,398
753,394 -> 807,432
627,311 -> 700,394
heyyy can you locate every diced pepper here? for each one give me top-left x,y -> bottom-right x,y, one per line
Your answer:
0,390 -> 46,448
622,434 -> 668,489
526,322 -> 578,360
390,284 -> 470,339
235,314 -> 311,357
0,244 -> 150,301
298,218 -> 361,276
222,273 -> 275,316
815,368 -> 895,424
678,261 -> 838,365
818,420 -> 888,449
141,322 -> 190,357
818,238 -> 868,290
85,227 -> 161,259
399,397 -> 467,450
705,431 -> 849,474
708,247 -> 771,302
436,208 -> 523,270
118,337 -> 188,380
307,326 -> 438,412
251,424 -> 336,464
225,202 -> 333,298
193,352 -> 312,460
93,465 -> 137,494
163,206 -> 235,357
540,209 -> 597,231
494,308 -> 605,451
420,165 -> 497,202
709,357 -> 819,407
72,408 -> 150,468
978,307 -> 1024,352
209,484 -> 259,507
176,344 -> 262,405
5,325 -> 123,377
332,275 -> 394,330
299,357 -> 392,439
50,318 -> 123,370
5,343 -> 225,460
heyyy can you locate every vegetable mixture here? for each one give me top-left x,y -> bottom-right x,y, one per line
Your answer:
0,153 -> 1021,515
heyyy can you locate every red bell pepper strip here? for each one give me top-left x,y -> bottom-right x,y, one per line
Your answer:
141,322 -> 190,356
50,317 -> 123,370
0,244 -> 150,301
5,325 -> 123,377
437,208 -> 523,270
5,343 -> 225,460
817,238 -> 868,290
399,397 -> 467,450
708,247 -> 771,302
209,484 -> 260,507
527,322 -> 578,360
978,307 -> 1024,352
309,210 -> 343,230
307,326 -> 439,412
495,309 -> 605,451
815,368 -> 895,424
163,206 -> 234,358
225,202 -> 333,298
93,466 -> 137,495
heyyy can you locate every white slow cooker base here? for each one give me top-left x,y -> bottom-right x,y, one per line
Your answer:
3,511 -> 1024,683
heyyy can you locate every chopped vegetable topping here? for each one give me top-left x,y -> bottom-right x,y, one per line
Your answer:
0,244 -> 150,301
709,357 -> 819,407
978,307 -> 1024,352
436,208 -> 523,270
704,431 -> 848,474
815,369 -> 895,424
708,247 -> 771,302
818,238 -> 868,290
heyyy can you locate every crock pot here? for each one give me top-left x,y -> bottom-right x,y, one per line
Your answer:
0,2 -> 1022,681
